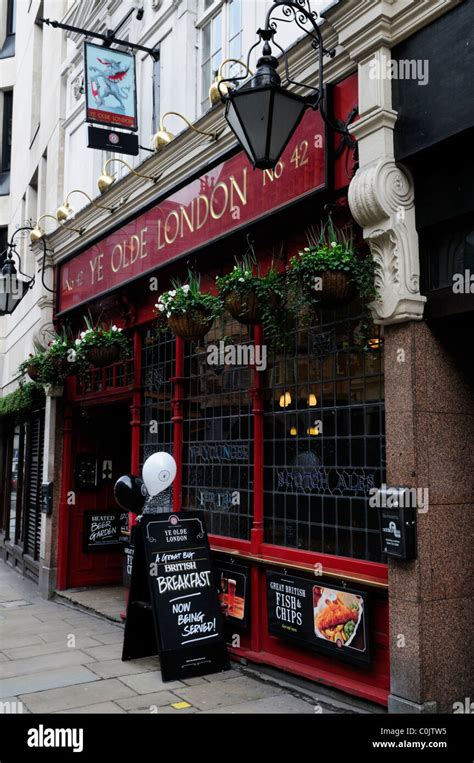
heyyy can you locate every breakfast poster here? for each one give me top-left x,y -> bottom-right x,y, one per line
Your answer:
266,571 -> 370,666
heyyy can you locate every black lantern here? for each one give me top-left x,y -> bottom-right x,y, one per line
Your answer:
219,2 -> 349,171
224,38 -> 310,170
0,252 -> 32,316
0,225 -> 54,316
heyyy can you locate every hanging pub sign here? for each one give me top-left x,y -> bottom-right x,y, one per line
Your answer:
84,42 -> 138,131
214,558 -> 250,629
266,571 -> 371,667
88,125 -> 139,156
122,512 -> 229,681
83,509 -> 128,551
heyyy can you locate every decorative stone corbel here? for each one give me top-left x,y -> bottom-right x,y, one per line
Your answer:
349,159 -> 426,325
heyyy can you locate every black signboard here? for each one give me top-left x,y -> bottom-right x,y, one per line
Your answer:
379,505 -> 417,559
267,571 -> 371,667
83,510 -> 128,552
122,512 -> 229,682
214,558 -> 250,630
88,125 -> 139,156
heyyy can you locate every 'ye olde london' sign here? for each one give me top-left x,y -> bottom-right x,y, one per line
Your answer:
58,108 -> 326,314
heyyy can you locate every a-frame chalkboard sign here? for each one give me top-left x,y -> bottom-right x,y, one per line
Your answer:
122,511 -> 229,682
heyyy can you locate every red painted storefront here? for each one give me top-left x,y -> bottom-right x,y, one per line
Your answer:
55,73 -> 390,706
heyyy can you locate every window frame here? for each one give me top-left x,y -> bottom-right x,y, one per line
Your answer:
1,90 -> 13,173
197,0 -> 243,114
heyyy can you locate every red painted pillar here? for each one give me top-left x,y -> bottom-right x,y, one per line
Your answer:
129,330 -> 142,530
250,323 -> 265,653
57,396 -> 73,590
171,336 -> 185,512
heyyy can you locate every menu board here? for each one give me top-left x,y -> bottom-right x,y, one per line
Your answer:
214,559 -> 250,629
122,512 -> 229,681
83,510 -> 128,551
267,571 -> 370,666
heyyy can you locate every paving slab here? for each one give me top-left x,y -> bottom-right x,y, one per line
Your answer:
0,634 -> 43,650
205,693 -> 318,713
87,659 -> 158,679
1,665 -> 100,699
0,599 -> 30,608
37,625 -> 123,643
0,650 -> 95,679
3,637 -> 103,660
90,630 -> 125,645
115,691 -> 183,711
118,671 -> 184,695
20,678 -> 136,713
173,676 -> 283,711
57,702 -> 127,714
82,643 -> 124,661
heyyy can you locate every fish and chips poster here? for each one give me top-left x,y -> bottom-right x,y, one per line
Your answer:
266,571 -> 371,666
84,42 -> 138,131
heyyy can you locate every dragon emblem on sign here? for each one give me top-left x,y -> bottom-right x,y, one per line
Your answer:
84,42 -> 137,130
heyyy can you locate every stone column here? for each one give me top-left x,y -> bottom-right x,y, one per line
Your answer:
347,44 -> 472,712
38,384 -> 64,599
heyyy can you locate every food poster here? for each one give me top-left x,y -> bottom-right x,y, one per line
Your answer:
215,561 -> 249,629
266,571 -> 370,666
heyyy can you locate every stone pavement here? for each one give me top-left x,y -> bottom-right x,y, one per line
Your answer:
0,561 -> 384,715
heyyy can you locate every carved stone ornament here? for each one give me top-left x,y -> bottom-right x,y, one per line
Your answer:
348,159 -> 426,324
72,75 -> 84,101
33,322 -> 57,350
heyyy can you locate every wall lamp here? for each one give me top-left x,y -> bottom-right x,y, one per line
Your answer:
153,111 -> 221,152
0,226 -> 54,316
56,189 -> 115,222
30,214 -> 83,244
97,158 -> 160,194
217,0 -> 352,170
209,59 -> 253,106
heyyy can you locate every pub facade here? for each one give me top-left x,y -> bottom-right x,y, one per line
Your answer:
24,0 -> 472,714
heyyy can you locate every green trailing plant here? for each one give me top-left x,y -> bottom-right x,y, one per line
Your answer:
287,218 -> 377,345
0,382 -> 45,418
155,272 -> 223,334
216,254 -> 286,349
18,332 -> 77,385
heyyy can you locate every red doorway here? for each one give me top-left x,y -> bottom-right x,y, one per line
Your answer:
66,402 -> 131,588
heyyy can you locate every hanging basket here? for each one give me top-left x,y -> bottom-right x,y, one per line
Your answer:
224,288 -> 279,325
167,310 -> 213,341
27,364 -> 40,381
84,343 -> 123,368
314,270 -> 357,308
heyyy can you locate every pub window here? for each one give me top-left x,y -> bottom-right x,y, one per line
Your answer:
199,0 -> 242,114
181,317 -> 253,540
263,304 -> 385,563
140,328 -> 175,510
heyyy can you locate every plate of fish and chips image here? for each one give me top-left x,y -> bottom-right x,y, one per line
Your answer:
313,586 -> 363,648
